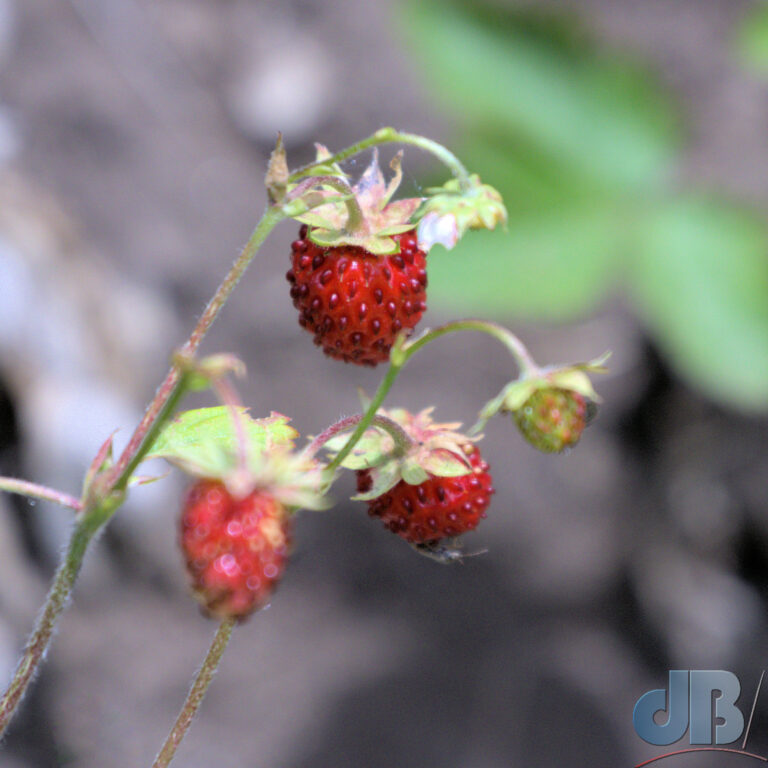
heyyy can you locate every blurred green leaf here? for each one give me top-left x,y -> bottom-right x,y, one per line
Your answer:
144,407 -> 298,476
403,0 -> 768,411
403,1 -> 676,191
427,204 -> 621,321
629,198 -> 768,410
735,2 -> 768,72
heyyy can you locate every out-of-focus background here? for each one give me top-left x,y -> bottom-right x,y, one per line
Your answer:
1,0 -> 768,765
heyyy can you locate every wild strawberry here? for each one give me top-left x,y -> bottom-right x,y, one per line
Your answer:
286,225 -> 427,366
284,148 -> 428,366
357,443 -> 494,544
180,479 -> 291,621
513,388 -> 590,453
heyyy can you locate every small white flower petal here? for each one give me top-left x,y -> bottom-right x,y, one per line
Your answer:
417,212 -> 459,251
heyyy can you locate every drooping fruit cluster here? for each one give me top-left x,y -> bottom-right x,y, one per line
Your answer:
513,388 -> 588,453
287,225 -> 427,366
180,479 -> 291,620
357,443 -> 494,544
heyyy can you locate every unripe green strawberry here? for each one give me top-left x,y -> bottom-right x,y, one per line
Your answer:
180,479 -> 291,621
513,387 -> 589,453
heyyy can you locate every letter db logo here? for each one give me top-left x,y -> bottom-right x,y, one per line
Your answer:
633,670 -> 744,746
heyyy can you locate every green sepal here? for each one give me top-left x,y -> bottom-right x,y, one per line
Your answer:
81,431 -> 116,502
420,449 -> 472,477
128,471 -> 171,487
291,143 -> 350,181
471,353 -> 609,434
306,227 -> 399,255
329,406 -> 478,501
283,193 -> 351,222
174,353 -> 247,393
351,462 -> 402,501
324,427 -> 396,470
401,460 -> 430,485
414,174 -> 507,252
265,133 -> 289,203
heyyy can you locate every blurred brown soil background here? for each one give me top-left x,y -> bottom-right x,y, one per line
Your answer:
0,1 -> 767,766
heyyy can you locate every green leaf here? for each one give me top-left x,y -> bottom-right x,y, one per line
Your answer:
145,407 -> 298,476
629,198 -> 768,410
402,1 -> 676,191
427,204 -> 620,321
735,2 -> 768,73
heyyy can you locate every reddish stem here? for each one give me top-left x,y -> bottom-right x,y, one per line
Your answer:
304,414 -> 412,460
110,204 -> 285,490
0,477 -> 82,511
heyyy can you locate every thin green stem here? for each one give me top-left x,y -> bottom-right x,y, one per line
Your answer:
0,477 -> 81,511
152,618 -> 236,768
325,320 -> 537,474
324,364 -> 402,475
402,319 -> 538,375
0,493 -> 120,737
305,414 -> 413,461
289,127 -> 472,191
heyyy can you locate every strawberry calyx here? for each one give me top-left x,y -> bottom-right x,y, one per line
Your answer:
287,147 -> 424,255
323,406 -> 479,501
414,175 -> 507,252
145,406 -> 328,511
500,353 -> 610,414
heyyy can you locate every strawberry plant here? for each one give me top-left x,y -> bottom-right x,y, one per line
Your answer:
0,127 -> 606,765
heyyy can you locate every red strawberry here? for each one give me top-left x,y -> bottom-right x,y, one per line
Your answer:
180,479 -> 291,621
514,388 -> 589,453
287,225 -> 427,366
357,444 -> 494,544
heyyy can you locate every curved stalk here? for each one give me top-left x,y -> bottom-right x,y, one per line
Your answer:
304,414 -> 413,460
326,320 -> 537,474
401,319 -> 538,375
152,618 -> 236,768
289,127 -> 472,191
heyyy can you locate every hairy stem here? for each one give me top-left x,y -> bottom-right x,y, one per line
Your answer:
111,204 -> 286,490
152,618 -> 236,768
0,494 -> 119,737
0,205 -> 286,732
325,364 -> 402,474
305,414 -> 413,461
289,127 -> 472,191
0,477 -> 81,511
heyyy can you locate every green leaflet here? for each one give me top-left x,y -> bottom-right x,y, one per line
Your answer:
144,407 -> 298,477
